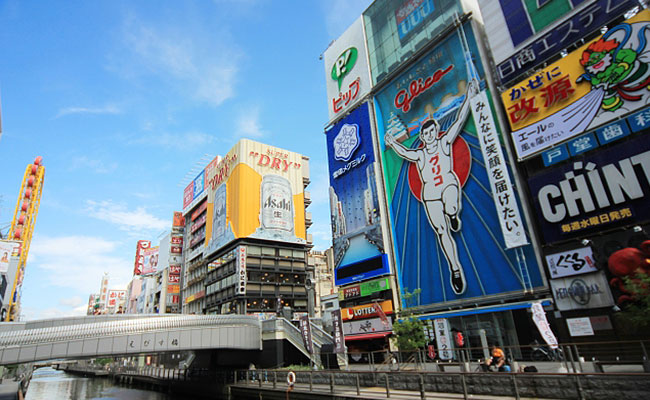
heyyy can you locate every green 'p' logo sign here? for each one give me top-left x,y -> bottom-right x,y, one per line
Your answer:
331,47 -> 358,91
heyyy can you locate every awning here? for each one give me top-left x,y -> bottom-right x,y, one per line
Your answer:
344,332 -> 391,341
415,299 -> 553,321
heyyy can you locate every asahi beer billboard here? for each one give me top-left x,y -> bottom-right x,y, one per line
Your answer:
374,22 -> 543,308
527,134 -> 650,244
204,139 -> 307,257
324,16 -> 372,123
501,10 -> 650,159
326,102 -> 386,271
479,0 -> 636,85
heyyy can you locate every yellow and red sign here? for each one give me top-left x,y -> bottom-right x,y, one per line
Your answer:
501,10 -> 650,159
204,139 -> 307,257
341,299 -> 393,321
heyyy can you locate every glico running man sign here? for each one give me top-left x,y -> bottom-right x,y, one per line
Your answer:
374,22 -> 543,308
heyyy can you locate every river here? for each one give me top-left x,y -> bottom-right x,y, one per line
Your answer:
25,367 -> 193,400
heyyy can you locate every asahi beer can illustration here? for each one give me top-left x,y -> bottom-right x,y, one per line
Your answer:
212,183 -> 227,242
260,175 -> 294,235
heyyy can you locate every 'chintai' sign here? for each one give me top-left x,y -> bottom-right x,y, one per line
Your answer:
528,134 -> 650,244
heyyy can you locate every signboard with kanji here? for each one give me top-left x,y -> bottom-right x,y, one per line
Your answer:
502,10 -> 650,159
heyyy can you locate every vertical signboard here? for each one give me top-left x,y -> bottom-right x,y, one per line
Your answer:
326,102 -> 386,272
133,240 -> 152,276
203,139 -> 307,257
331,309 -> 346,354
0,241 -> 19,274
299,315 -> 314,354
501,11 -> 650,159
324,16 -> 372,123
433,318 -> 453,360
236,246 -> 247,295
374,22 -> 542,307
141,246 -> 159,275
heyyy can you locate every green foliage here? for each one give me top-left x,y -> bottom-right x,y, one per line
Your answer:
392,288 -> 425,351
616,273 -> 650,330
94,358 -> 113,366
392,317 -> 426,351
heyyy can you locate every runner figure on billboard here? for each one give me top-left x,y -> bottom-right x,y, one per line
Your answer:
385,79 -> 478,295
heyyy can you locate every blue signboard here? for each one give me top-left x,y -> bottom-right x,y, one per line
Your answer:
542,145 -> 570,167
193,170 -> 205,200
567,132 -> 598,156
528,134 -> 650,244
497,0 -> 636,85
595,120 -> 630,145
374,23 -> 542,308
334,254 -> 390,287
627,106 -> 650,133
327,102 -> 386,277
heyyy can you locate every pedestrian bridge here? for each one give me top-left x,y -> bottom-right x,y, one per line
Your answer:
0,314 -> 261,365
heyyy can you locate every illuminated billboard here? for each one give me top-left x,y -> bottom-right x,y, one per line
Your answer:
374,22 -> 543,308
501,10 -> 650,159
203,139 -> 307,257
323,16 -> 372,123
326,102 -> 387,274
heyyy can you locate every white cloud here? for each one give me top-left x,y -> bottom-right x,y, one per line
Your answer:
129,131 -> 216,150
27,235 -> 133,293
235,106 -> 266,138
85,200 -> 168,236
68,156 -> 118,174
56,104 -> 122,118
120,15 -> 241,107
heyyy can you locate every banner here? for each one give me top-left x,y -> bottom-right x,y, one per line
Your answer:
299,315 -> 313,354
471,90 -> 527,248
331,309 -> 346,354
502,10 -> 650,159
531,302 -> 559,349
374,22 -> 542,307
133,240 -> 151,276
327,102 -> 386,270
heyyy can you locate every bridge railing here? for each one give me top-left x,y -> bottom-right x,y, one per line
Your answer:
0,315 -> 261,347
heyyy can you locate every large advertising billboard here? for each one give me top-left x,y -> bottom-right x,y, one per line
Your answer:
203,139 -> 307,257
374,23 -> 543,307
501,10 -> 650,159
527,133 -> 650,244
326,102 -> 386,272
480,0 -> 636,85
323,16 -> 372,124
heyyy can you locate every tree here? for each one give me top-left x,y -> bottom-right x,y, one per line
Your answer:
392,288 -> 426,351
616,272 -> 650,330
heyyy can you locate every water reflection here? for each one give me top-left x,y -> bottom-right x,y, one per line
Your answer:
25,367 -> 177,400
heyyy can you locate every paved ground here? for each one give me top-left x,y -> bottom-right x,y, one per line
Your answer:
232,381 -> 542,400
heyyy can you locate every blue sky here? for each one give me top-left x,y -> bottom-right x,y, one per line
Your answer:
0,0 -> 372,320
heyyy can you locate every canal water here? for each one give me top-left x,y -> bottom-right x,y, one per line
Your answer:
25,367 -> 194,400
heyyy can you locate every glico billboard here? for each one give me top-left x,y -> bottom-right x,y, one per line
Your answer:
203,139 -> 307,257
326,102 -> 389,286
501,10 -> 650,159
374,22 -> 543,308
